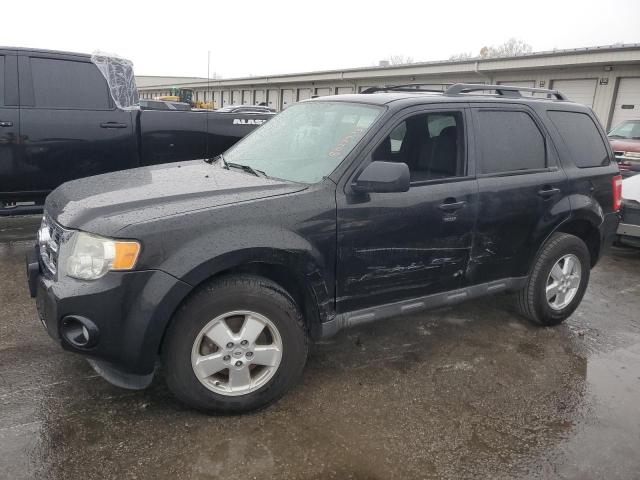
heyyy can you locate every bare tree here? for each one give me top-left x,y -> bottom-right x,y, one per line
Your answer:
449,38 -> 533,61
449,52 -> 474,61
480,38 -> 533,58
387,54 -> 414,65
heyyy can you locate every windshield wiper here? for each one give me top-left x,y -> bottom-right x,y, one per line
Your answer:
205,154 -> 229,169
227,162 -> 266,177
205,156 -> 266,177
608,135 -> 626,139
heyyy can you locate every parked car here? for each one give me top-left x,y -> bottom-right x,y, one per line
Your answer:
139,99 -> 191,111
27,83 -> 621,413
617,174 -> 640,248
0,47 -> 274,214
608,119 -> 640,177
216,105 -> 275,113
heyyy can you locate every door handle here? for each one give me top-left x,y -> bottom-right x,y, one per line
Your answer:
438,199 -> 467,211
0,121 -> 13,127
100,122 -> 128,129
537,186 -> 561,198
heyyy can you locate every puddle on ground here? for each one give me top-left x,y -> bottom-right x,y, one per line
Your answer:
1,222 -> 640,479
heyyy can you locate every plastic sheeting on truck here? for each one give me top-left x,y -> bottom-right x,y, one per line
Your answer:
91,51 -> 139,110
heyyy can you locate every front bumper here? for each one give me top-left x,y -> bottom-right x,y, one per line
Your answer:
27,246 -> 192,377
617,200 -> 640,247
618,222 -> 640,238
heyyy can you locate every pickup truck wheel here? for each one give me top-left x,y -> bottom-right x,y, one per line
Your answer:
162,274 -> 307,413
516,233 -> 590,326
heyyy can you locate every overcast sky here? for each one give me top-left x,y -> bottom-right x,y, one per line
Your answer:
3,0 -> 639,79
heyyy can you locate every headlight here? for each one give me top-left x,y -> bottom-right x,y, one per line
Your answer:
64,231 -> 141,280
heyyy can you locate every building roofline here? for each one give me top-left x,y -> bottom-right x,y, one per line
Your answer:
138,43 -> 640,89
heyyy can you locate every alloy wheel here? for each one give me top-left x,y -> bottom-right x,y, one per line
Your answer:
190,310 -> 283,396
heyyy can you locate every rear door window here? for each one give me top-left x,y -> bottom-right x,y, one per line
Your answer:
30,58 -> 110,110
475,110 -> 546,174
547,110 -> 609,167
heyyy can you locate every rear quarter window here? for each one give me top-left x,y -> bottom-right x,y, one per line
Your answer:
547,110 -> 609,168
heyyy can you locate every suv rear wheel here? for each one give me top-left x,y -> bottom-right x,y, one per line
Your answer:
516,233 -> 590,326
162,274 -> 308,413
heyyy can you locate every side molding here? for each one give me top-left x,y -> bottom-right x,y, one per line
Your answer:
321,277 -> 527,338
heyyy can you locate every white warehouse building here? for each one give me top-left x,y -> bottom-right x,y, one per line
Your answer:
137,44 -> 640,130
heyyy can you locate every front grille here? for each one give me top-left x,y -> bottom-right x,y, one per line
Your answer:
38,215 -> 69,277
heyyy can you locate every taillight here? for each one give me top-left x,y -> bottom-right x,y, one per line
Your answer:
613,174 -> 623,212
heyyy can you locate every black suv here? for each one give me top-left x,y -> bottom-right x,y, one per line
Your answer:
27,84 -> 621,413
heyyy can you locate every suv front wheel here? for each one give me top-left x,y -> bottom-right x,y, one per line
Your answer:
516,233 -> 591,326
162,274 -> 308,413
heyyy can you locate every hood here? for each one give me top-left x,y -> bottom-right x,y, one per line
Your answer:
46,160 -> 306,234
622,174 -> 640,203
609,138 -> 640,153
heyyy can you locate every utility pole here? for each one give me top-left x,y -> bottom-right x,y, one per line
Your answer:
207,50 -> 211,108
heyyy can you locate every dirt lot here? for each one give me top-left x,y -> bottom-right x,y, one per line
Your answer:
1,216 -> 639,480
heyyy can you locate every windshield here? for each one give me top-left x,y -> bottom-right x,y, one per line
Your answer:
223,102 -> 383,183
609,121 -> 640,139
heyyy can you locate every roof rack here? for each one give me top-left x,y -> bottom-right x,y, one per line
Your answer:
445,83 -> 568,100
361,83 -> 450,94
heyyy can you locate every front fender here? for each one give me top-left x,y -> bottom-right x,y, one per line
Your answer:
118,183 -> 338,329
157,219 -> 335,324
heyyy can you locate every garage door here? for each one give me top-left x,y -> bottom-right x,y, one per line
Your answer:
315,87 -> 332,97
232,90 -> 242,105
213,91 -> 221,109
298,88 -> 312,101
242,90 -> 252,105
552,79 -> 597,107
282,89 -> 294,109
337,87 -> 354,95
222,91 -> 230,106
267,89 -> 279,110
610,77 -> 640,128
254,90 -> 265,105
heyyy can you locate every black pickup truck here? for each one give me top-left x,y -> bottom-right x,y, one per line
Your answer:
0,47 -> 272,214
28,83 -> 620,413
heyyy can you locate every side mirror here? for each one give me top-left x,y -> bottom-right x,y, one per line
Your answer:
353,161 -> 410,193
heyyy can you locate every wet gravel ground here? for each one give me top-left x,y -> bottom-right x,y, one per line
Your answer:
1,215 -> 639,480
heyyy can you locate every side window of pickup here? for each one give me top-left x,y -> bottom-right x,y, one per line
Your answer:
372,111 -> 466,182
30,58 -> 111,110
475,110 -> 546,174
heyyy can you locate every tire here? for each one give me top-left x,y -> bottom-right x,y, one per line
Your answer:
516,233 -> 590,326
162,274 -> 308,413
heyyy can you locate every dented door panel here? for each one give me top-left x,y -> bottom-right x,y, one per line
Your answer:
336,178 -> 478,313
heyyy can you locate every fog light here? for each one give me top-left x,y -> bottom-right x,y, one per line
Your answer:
61,315 -> 99,348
